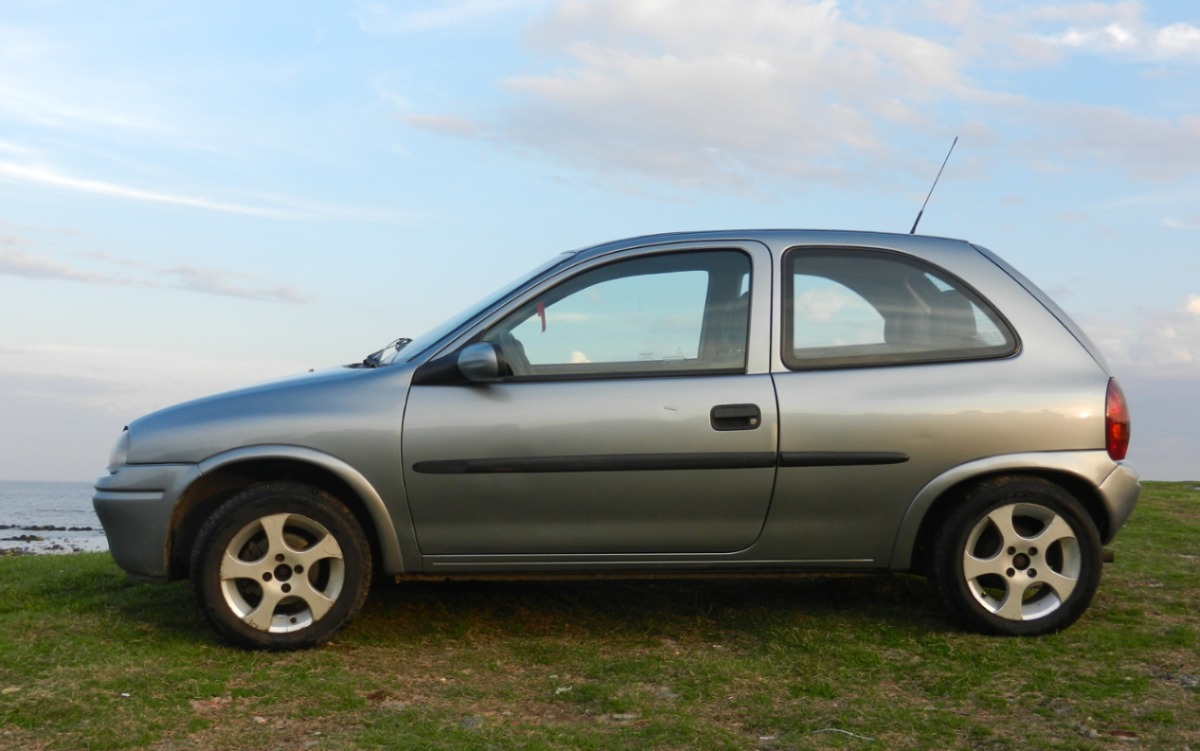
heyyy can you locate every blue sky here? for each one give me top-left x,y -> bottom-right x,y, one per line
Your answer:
1,0 -> 1197,481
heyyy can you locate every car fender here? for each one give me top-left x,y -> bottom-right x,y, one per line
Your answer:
197,445 -> 410,573
887,450 -> 1134,570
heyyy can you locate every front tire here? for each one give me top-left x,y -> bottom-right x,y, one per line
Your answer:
929,477 -> 1103,636
191,482 -> 372,650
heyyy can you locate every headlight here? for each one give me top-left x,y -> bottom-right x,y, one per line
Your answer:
107,428 -> 131,474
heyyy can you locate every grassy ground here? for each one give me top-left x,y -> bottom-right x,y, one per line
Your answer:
0,482 -> 1196,750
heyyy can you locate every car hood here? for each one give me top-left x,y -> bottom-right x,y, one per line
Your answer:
125,364 -> 414,466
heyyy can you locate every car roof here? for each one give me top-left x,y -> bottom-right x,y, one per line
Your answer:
568,229 -> 973,261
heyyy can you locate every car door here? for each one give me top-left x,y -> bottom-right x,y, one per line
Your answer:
401,243 -> 778,558
768,246 -> 1024,564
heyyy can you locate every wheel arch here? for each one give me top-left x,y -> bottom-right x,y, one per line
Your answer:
167,446 -> 405,579
890,452 -> 1117,572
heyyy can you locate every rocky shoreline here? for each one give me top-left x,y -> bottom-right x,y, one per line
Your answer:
0,480 -> 106,556
0,524 -> 106,556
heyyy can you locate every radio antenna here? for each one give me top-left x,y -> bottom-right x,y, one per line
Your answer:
909,136 -> 958,235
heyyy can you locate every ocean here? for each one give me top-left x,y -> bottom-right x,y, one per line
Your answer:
0,480 -> 108,555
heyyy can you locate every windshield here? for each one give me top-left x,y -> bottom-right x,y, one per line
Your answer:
373,251 -> 577,367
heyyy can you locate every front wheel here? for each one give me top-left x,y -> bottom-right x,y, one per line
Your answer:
191,482 -> 372,650
929,477 -> 1103,636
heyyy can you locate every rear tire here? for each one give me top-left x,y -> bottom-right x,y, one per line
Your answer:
191,482 -> 372,650
929,477 -> 1102,636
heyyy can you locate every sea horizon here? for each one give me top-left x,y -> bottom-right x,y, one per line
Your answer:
0,479 -> 107,555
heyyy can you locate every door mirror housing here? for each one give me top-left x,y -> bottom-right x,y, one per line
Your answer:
457,342 -> 506,382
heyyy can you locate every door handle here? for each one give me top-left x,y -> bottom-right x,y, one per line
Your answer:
710,403 -> 761,431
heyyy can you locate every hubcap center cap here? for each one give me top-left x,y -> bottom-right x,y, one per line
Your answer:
273,564 -> 294,582
1012,552 -> 1031,570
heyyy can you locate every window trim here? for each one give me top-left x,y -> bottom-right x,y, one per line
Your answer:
482,248 -> 755,382
781,247 -> 1020,372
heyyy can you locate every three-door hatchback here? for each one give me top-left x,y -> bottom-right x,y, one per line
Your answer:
95,230 -> 1139,649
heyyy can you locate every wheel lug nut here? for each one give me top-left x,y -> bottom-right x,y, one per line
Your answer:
282,583 -> 292,593
294,565 -> 304,574
1029,548 -> 1038,556
1006,568 -> 1015,577
276,554 -> 285,562
262,573 -> 272,582
1007,547 -> 1016,555
1029,569 -> 1037,578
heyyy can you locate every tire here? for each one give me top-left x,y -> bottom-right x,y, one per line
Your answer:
928,476 -> 1103,636
191,482 -> 372,650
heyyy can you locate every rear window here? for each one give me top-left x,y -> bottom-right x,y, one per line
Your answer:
783,248 -> 1017,370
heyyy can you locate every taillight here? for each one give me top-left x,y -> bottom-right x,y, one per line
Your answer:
1105,378 -> 1131,461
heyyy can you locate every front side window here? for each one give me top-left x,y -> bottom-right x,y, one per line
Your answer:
783,248 -> 1017,370
484,250 -> 751,377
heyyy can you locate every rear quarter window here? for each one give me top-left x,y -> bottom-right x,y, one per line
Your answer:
783,248 -> 1018,370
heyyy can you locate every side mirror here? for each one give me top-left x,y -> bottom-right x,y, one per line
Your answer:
457,342 -> 506,382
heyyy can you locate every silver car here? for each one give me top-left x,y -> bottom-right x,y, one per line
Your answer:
94,230 -> 1139,649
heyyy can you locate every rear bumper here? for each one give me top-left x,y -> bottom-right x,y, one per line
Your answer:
93,463 -> 200,581
1097,461 -> 1140,543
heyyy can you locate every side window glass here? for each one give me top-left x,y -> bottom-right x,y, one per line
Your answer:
792,275 -> 885,348
783,249 -> 1016,369
485,250 -> 750,377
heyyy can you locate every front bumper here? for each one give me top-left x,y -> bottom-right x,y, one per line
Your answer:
93,463 -> 201,581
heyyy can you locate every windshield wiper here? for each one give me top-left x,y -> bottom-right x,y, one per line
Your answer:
361,338 -> 411,368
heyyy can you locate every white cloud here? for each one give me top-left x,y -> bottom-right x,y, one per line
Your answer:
403,0 -> 999,190
167,266 -> 315,304
0,139 -> 36,157
0,160 -> 299,218
1163,215 -> 1200,230
403,114 -> 484,138
405,0 -> 1199,192
1048,23 -> 1137,51
0,158 -> 408,223
0,245 -> 315,304
1084,295 -> 1200,378
1039,10 -> 1200,60
0,245 -> 110,283
1020,104 -> 1200,182
1157,22 -> 1200,57
0,76 -> 156,134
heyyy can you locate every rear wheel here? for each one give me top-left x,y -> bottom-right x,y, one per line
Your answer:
929,477 -> 1102,636
191,482 -> 371,650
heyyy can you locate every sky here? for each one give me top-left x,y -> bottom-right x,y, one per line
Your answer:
1,0 -> 1198,482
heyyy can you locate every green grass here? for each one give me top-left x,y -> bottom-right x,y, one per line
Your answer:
1,482 -> 1197,750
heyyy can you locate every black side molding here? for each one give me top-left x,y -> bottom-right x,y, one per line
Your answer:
779,452 -> 909,467
413,452 -> 778,475
413,451 -> 908,475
